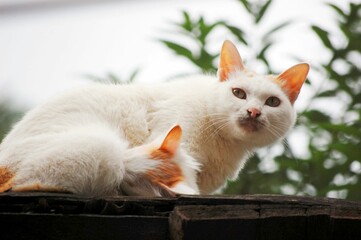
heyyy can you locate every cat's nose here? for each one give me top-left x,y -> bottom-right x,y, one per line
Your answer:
247,108 -> 261,118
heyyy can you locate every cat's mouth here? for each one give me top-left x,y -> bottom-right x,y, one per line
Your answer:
238,118 -> 263,132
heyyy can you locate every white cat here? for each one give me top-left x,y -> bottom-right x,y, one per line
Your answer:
0,124 -> 199,196
0,40 -> 309,195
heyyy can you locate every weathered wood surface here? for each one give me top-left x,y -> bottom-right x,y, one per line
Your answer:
0,193 -> 360,240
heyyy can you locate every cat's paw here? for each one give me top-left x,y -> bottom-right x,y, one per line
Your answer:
169,182 -> 199,195
0,167 -> 14,192
157,182 -> 198,197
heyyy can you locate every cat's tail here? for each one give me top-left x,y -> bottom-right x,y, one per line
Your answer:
0,166 -> 14,192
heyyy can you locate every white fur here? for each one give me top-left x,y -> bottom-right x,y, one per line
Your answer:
0,70 -> 296,195
120,140 -> 200,197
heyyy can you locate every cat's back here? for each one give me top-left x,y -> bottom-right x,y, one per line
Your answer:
0,76 -> 216,147
0,83 -> 157,145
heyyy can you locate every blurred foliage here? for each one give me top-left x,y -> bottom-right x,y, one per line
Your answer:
161,1 -> 361,200
161,0 -> 290,72
84,68 -> 139,85
0,103 -> 22,141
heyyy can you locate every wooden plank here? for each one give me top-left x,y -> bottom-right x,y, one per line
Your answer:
169,205 -> 259,240
332,217 -> 361,240
0,213 -> 168,240
306,206 -> 332,240
258,205 -> 307,240
1,193 -> 361,239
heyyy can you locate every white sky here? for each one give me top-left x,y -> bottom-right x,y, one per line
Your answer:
0,0 -> 350,109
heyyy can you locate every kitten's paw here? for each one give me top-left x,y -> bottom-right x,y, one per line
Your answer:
170,182 -> 199,195
157,182 -> 198,196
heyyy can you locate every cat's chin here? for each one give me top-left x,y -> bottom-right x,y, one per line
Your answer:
229,118 -> 275,146
238,118 -> 262,133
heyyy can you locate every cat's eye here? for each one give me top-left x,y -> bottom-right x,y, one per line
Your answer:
232,88 -> 247,99
265,96 -> 281,107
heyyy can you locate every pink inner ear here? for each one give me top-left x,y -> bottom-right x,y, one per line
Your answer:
276,63 -> 310,103
159,125 -> 182,156
218,40 -> 245,81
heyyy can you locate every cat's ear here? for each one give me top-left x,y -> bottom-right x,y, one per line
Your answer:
218,40 -> 245,82
159,125 -> 182,157
276,63 -> 310,104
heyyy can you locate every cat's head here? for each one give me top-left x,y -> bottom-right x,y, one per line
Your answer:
122,125 -> 199,197
214,40 -> 309,147
146,125 -> 200,195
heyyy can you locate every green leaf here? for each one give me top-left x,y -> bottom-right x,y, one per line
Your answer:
320,123 -> 361,138
315,89 -> 338,98
238,0 -> 252,14
223,24 -> 248,45
327,3 -> 347,20
198,20 -> 223,45
180,11 -> 193,32
312,26 -> 334,49
107,73 -> 121,84
302,110 -> 330,123
83,74 -> 104,83
257,42 -> 272,66
0,103 -> 22,141
264,21 -> 291,39
330,142 -> 361,160
128,68 -> 140,83
351,93 -> 361,106
255,0 -> 272,23
160,40 -> 194,61
197,48 -> 217,72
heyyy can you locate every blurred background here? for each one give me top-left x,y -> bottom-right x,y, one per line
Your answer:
0,0 -> 360,200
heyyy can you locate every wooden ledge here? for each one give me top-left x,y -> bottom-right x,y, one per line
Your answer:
0,193 -> 360,240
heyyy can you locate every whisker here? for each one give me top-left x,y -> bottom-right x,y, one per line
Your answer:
198,117 -> 231,145
263,122 -> 291,143
208,120 -> 231,141
199,119 -> 229,143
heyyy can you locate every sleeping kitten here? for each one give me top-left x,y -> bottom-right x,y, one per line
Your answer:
0,125 -> 199,196
0,40 -> 309,195
120,125 -> 200,197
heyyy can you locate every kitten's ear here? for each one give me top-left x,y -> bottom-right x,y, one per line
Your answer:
159,125 -> 182,157
277,63 -> 310,104
218,40 -> 245,82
